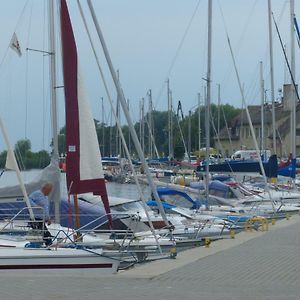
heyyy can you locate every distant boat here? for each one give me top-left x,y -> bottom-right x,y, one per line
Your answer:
197,154 -> 278,178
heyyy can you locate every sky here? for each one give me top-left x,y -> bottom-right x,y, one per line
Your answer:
0,0 -> 299,152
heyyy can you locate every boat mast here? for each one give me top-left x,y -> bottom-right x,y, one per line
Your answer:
170,90 -> 174,159
167,79 -> 173,159
48,0 -> 60,223
290,0 -> 296,166
260,61 -> 265,156
127,99 -> 132,155
268,0 -> 277,154
87,0 -> 170,224
205,0 -> 212,205
141,97 -> 145,154
116,70 -> 121,157
188,110 -> 192,161
217,84 -> 220,137
148,89 -> 153,158
139,99 -> 142,152
101,97 -> 105,155
76,0 -> 163,251
198,92 -> 201,153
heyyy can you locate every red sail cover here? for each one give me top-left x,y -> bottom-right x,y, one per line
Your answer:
60,0 -> 112,224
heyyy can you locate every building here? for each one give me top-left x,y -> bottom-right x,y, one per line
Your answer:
216,84 -> 300,158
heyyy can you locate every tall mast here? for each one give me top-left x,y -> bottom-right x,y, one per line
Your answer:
290,0 -> 296,162
217,84 -> 220,136
217,84 -> 223,158
141,97 -> 145,154
205,0 -> 212,204
188,110 -> 192,161
167,79 -> 173,158
148,89 -> 153,158
127,99 -> 131,155
268,0 -> 276,154
260,61 -> 265,155
170,90 -> 174,158
87,0 -> 169,224
109,109 -> 112,156
116,70 -> 120,156
139,99 -> 142,150
48,0 -> 60,223
198,92 -> 201,153
101,97 -> 105,155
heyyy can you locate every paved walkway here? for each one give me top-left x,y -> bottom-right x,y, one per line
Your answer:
1,215 -> 300,300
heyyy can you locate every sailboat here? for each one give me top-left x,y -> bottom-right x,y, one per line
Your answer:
0,0 -> 120,275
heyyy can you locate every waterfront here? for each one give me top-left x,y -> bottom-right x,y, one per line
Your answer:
0,169 -> 151,200
0,214 -> 299,300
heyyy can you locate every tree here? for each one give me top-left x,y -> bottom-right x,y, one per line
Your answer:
15,139 -> 31,157
0,150 -> 7,168
58,134 -> 65,156
55,103 -> 241,161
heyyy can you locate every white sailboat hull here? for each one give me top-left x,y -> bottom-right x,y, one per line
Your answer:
0,247 -> 119,276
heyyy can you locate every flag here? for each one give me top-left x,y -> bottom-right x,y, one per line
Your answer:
9,32 -> 22,57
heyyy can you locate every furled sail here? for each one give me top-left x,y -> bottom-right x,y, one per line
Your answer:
60,0 -> 111,223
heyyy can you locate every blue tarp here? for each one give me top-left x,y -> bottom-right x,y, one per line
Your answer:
147,200 -> 176,210
278,159 -> 296,179
0,197 -> 113,230
209,180 -> 230,193
157,187 -> 198,207
147,187 -> 201,209
211,174 -> 233,182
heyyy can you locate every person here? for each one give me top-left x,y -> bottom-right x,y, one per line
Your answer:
28,183 -> 53,246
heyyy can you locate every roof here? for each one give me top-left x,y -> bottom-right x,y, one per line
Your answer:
217,103 -> 300,140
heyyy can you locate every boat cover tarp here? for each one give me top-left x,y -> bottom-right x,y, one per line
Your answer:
147,187 -> 201,209
208,180 -> 230,196
0,161 -> 60,205
277,159 -> 296,178
0,197 -> 116,230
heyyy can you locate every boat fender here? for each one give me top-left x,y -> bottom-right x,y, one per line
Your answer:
169,246 -> 177,259
25,242 -> 44,248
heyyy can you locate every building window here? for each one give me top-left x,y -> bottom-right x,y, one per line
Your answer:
256,127 -> 260,138
296,129 -> 300,136
247,128 -> 250,137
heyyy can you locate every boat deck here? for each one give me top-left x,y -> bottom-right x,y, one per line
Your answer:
2,215 -> 300,300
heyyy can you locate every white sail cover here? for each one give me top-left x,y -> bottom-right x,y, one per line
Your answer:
78,68 -> 104,181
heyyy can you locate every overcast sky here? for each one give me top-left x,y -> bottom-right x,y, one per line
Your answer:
0,0 -> 299,152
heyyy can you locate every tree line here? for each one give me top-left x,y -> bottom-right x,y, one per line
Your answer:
0,103 -> 240,169
89,103 -> 240,159
0,139 -> 50,169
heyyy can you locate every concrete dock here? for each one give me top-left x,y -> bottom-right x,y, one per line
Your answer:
1,215 -> 300,300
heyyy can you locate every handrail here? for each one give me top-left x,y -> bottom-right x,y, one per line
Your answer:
50,212 -> 146,251
0,206 -> 45,233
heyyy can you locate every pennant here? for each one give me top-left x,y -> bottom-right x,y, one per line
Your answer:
10,32 -> 22,57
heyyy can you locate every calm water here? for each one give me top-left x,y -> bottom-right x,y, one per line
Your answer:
0,169 -> 151,200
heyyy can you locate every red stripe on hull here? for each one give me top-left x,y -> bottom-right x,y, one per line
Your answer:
0,263 -> 113,270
